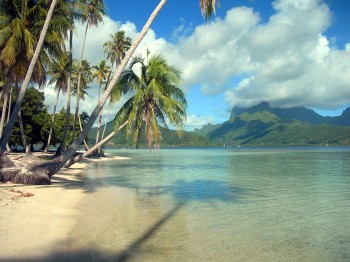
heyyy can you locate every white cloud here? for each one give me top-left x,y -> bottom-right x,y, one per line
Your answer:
185,114 -> 215,131
165,0 -> 349,110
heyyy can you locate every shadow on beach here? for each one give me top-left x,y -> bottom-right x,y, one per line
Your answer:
1,178 -> 250,262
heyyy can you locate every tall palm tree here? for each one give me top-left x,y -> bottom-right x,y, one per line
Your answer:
114,54 -> 187,149
0,0 -> 70,150
57,0 -> 85,155
71,59 -> 92,141
45,52 -> 70,152
103,31 -> 132,70
100,30 -> 132,141
91,60 -> 110,149
74,0 -> 105,141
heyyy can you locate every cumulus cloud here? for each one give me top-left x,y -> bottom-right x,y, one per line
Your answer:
168,0 -> 350,110
185,114 -> 215,131
222,0 -> 350,109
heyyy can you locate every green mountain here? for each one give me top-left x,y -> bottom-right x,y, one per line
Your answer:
90,102 -> 350,147
231,101 -> 350,126
89,121 -> 212,148
194,102 -> 350,146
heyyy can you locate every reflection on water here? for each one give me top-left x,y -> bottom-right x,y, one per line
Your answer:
69,147 -> 350,261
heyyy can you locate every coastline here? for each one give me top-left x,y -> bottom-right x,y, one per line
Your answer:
0,154 -> 99,261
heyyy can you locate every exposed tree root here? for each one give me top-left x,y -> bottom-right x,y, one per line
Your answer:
0,151 -> 52,185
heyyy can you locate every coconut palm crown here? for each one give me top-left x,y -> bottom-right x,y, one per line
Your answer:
113,54 -> 187,149
103,31 -> 132,69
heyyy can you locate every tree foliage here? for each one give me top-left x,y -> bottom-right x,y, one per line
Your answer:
113,54 -> 187,149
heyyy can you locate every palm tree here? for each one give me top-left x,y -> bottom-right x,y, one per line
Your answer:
0,0 -> 70,150
114,54 -> 187,149
45,52 -> 70,152
57,0 -> 85,155
74,0 -> 105,142
100,30 -> 132,141
91,60 -> 110,149
71,59 -> 92,142
66,53 -> 187,165
104,31 -> 132,70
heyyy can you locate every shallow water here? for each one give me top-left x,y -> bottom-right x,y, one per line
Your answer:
69,147 -> 350,261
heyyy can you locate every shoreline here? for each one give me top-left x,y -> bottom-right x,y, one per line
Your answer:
0,154 -> 127,261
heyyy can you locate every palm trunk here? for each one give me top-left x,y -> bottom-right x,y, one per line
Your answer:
58,28 -> 73,155
100,65 -> 114,141
0,0 -> 58,150
18,110 -> 29,153
6,87 -> 12,123
95,84 -> 102,147
71,92 -> 80,142
0,85 -> 9,137
78,113 -> 89,151
5,88 -> 12,153
72,22 -> 89,142
101,105 -> 110,141
45,0 -> 166,176
65,120 -> 128,167
45,87 -> 61,152
15,82 -> 29,153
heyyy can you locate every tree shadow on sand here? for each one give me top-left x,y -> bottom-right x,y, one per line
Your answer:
1,178 -> 250,262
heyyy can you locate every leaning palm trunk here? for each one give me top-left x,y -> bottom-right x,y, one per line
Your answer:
45,87 -> 61,152
65,120 -> 128,167
49,0 -> 167,175
101,105 -> 110,141
78,113 -> 89,151
100,69 -> 114,142
0,0 -> 58,150
71,90 -> 80,142
95,84 -> 102,148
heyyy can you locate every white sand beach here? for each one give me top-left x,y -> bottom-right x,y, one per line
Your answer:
0,159 -> 87,260
0,154 -> 129,261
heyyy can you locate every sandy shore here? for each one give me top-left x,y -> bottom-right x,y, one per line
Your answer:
0,154 -> 128,261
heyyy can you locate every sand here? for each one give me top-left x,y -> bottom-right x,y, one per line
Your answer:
0,154 -> 128,261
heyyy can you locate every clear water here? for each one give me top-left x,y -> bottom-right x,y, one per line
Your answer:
71,147 -> 350,261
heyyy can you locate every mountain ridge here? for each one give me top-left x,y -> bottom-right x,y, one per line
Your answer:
228,102 -> 350,126
89,102 -> 350,147
194,102 -> 350,146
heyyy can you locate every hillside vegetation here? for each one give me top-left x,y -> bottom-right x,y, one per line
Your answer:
195,102 -> 350,146
90,102 -> 350,147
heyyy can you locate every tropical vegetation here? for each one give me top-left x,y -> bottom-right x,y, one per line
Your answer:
0,0 -> 219,184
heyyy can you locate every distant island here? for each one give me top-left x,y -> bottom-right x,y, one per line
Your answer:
89,102 -> 350,147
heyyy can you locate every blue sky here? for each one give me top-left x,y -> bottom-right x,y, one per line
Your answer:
44,0 -> 350,130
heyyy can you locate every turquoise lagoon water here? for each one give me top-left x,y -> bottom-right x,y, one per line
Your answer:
72,147 -> 350,261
